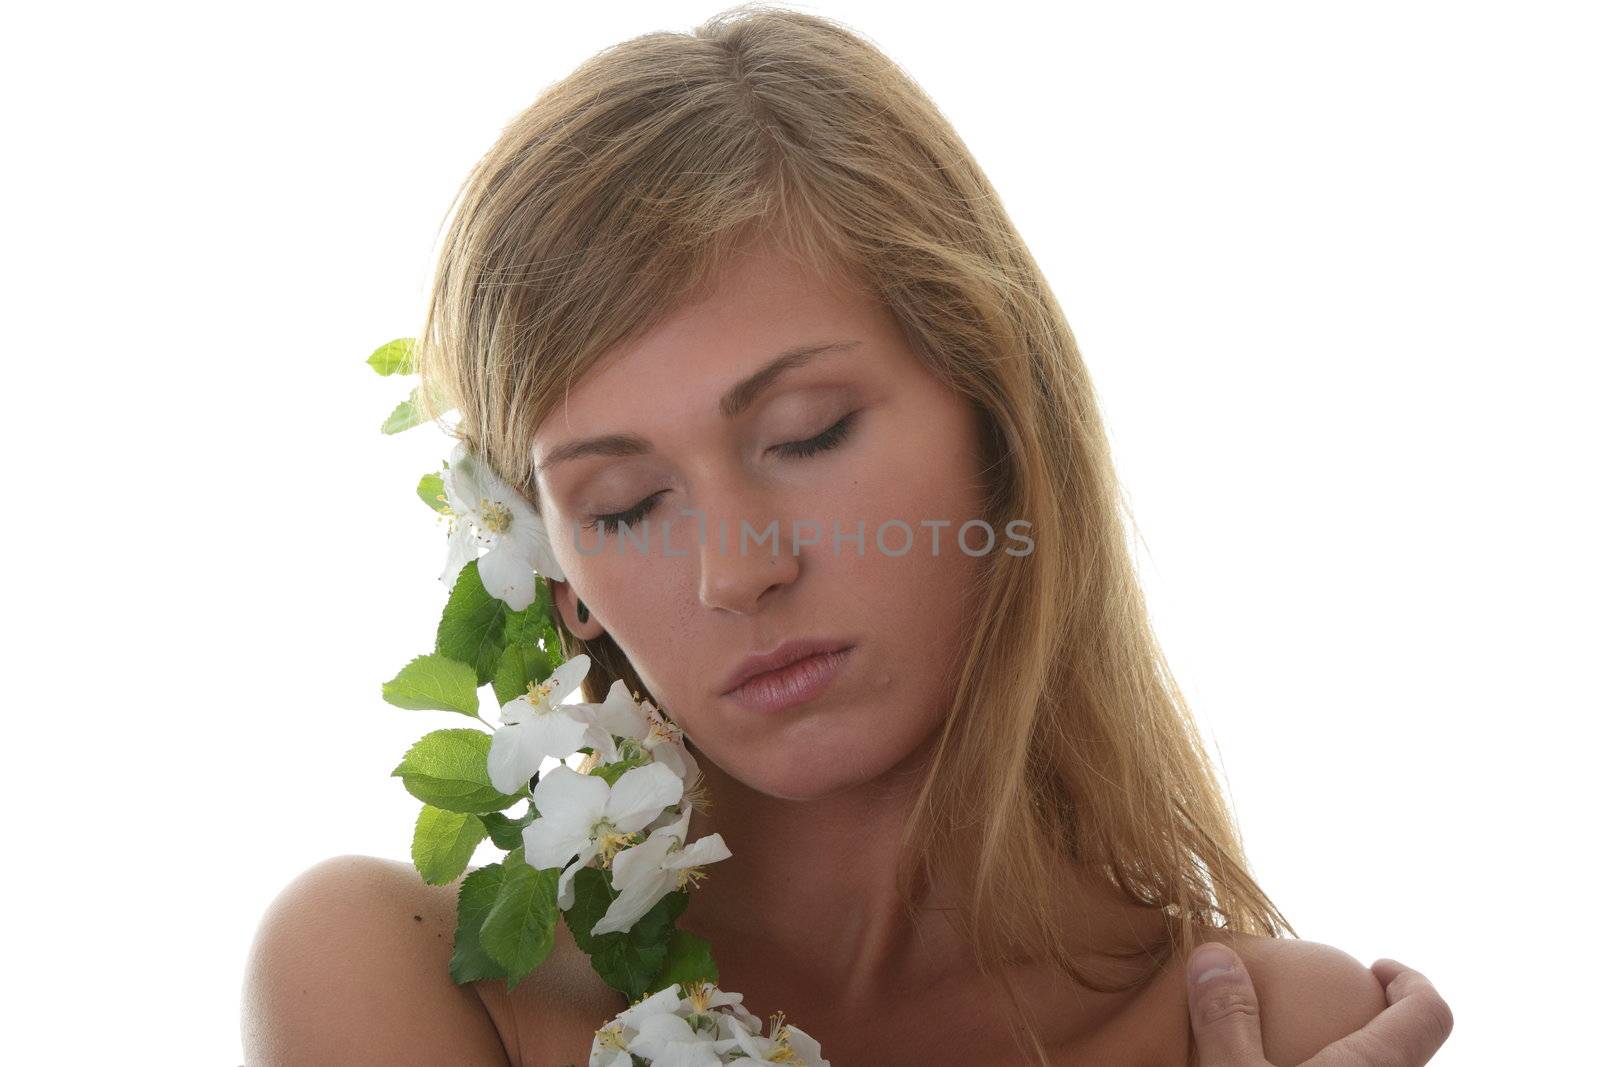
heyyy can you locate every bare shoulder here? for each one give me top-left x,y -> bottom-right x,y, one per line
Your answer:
469,871 -> 633,1064
1209,930 -> 1388,1065
240,854 -> 513,1066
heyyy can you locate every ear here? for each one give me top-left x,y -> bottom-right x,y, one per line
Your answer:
548,578 -> 604,640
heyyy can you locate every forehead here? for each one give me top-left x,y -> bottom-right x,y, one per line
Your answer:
535,245 -> 890,441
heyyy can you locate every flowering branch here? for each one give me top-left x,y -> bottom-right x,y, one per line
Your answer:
368,338 -> 830,1065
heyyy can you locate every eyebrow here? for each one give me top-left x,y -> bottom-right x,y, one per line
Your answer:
535,339 -> 862,470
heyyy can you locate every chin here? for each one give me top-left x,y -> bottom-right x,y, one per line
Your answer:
692,706 -> 938,803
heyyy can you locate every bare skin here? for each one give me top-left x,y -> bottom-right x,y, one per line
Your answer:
516,239 -> 1385,1062
412,847 -> 1377,1066
241,240 -> 1395,1065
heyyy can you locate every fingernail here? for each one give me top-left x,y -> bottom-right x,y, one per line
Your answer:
1188,943 -> 1236,986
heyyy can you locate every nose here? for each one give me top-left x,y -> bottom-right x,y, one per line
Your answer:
691,497 -> 800,616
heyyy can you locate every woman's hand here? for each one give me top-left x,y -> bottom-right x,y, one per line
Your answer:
1186,942 -> 1454,1065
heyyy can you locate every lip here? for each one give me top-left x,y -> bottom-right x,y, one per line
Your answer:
723,646 -> 855,714
720,639 -> 857,703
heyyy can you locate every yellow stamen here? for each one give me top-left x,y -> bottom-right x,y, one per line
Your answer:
593,1022 -> 627,1051
684,979 -> 713,1013
766,1011 -> 800,1061
682,777 -> 713,816
675,864 -> 712,892
478,496 -> 513,534
594,823 -> 639,866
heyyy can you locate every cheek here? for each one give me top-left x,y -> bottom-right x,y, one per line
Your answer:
850,410 -> 990,681
577,556 -> 702,706
840,513 -> 986,702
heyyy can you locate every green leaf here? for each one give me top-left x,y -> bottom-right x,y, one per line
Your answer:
591,756 -> 647,787
651,927 -> 719,993
450,862 -> 509,984
392,728 -> 523,814
563,866 -> 687,1001
418,471 -> 447,513
366,337 -> 416,376
381,391 -> 424,435
437,560 -> 514,686
479,806 -> 539,851
491,644 -> 554,709
480,848 -> 560,993
500,579 -> 553,648
412,804 -> 488,885
381,653 -> 481,717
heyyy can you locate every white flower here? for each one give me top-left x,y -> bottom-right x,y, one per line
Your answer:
677,980 -> 764,1040
627,1012 -> 730,1065
592,807 -> 731,936
573,679 -> 652,765
589,985 -> 685,1067
613,983 -> 689,1029
604,982 -> 741,1066
588,981 -> 795,1067
638,699 -> 700,787
487,654 -> 598,795
523,762 -> 684,910
571,683 -> 699,793
726,1012 -> 830,1067
438,440 -> 563,609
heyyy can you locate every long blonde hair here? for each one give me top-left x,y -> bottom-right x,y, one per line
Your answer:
412,4 -> 1293,1060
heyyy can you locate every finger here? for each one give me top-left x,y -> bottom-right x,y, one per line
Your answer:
1369,958 -> 1429,996
1302,962 -> 1454,1067
1372,959 -> 1452,1040
1369,958 -> 1409,988
1187,941 -> 1267,1065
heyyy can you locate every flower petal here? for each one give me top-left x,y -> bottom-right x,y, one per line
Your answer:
477,540 -> 538,611
705,990 -> 762,1036
726,1015 -> 770,1058
777,1023 -> 829,1066
575,679 -> 650,743
497,694 -> 533,727
630,1014 -> 724,1066
647,739 -> 695,783
544,654 -> 593,706
523,814 -> 587,872
439,525 -> 477,591
522,708 -> 594,763
590,867 -> 675,936
486,723 -> 544,796
609,824 -> 680,890
613,984 -> 685,1029
555,840 -> 599,910
604,762 -> 684,835
667,832 -> 732,870
521,509 -> 566,581
531,764 -> 610,826
445,441 -> 489,503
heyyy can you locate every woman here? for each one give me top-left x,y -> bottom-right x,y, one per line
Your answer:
243,6 -> 1452,1064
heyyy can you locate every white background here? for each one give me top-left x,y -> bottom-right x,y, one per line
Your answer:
4,1 -> 1594,1063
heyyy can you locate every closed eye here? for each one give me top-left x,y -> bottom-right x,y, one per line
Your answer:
581,410 -> 861,533
768,409 -> 859,459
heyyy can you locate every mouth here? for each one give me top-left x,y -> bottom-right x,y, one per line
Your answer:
720,637 -> 857,713
720,637 -> 856,694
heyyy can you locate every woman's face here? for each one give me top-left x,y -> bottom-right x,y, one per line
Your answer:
531,242 -> 991,801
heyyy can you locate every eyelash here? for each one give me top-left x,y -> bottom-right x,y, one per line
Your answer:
581,410 -> 861,533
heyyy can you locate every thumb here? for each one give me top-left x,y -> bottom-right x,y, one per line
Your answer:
1187,941 -> 1267,1065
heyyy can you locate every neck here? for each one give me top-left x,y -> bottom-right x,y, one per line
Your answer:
674,729 -> 965,1008
670,733 -> 1179,1025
